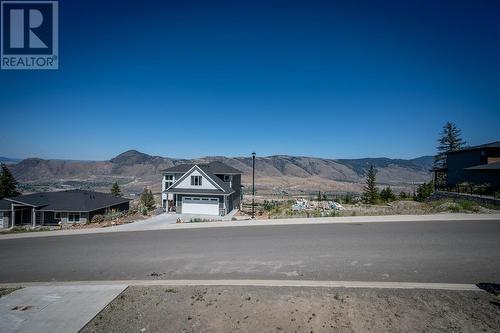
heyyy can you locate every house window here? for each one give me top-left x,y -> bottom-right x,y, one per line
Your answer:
68,213 -> 80,222
54,212 -> 61,220
480,150 -> 487,163
191,175 -> 202,186
224,175 -> 230,182
164,175 -> 173,189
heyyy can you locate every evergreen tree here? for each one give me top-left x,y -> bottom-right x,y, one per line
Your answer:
380,186 -> 396,202
110,182 -> 122,197
415,181 -> 434,202
362,165 -> 379,204
434,122 -> 466,168
0,163 -> 20,199
140,187 -> 156,211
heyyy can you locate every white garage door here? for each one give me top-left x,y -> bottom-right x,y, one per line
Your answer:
182,197 -> 219,215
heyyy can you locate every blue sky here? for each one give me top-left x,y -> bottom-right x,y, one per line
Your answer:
1,0 -> 499,160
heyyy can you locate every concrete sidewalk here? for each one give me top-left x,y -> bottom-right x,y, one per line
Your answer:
0,285 -> 127,333
1,213 -> 499,240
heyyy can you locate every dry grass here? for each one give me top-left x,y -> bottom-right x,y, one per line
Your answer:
240,197 -> 497,220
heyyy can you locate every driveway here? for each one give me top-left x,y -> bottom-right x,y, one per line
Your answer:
113,213 -> 178,231
113,210 -> 239,232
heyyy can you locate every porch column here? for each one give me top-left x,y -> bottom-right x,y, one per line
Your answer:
10,204 -> 15,229
32,208 -> 36,229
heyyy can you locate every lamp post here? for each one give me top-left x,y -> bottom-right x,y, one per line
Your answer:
252,152 -> 256,219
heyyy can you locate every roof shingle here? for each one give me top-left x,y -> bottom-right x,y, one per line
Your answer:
161,161 -> 242,174
5,190 -> 130,211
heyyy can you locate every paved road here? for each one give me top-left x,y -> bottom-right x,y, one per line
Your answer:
1,219 -> 499,284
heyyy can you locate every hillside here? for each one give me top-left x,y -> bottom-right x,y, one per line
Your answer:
0,156 -> 22,164
7,150 -> 433,195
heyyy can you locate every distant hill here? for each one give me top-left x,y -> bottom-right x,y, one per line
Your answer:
7,150 -> 434,194
0,156 -> 22,164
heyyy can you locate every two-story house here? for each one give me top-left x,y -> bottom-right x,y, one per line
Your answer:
161,161 -> 242,216
433,140 -> 500,191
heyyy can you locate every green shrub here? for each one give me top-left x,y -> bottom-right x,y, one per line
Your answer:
456,200 -> 479,212
139,188 -> 155,211
339,194 -> 353,204
91,214 -> 104,223
415,181 -> 434,202
380,187 -> 396,202
263,200 -> 276,211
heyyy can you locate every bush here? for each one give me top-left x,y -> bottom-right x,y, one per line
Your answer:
139,188 -> 155,211
140,206 -> 148,215
415,181 -> 434,202
91,214 -> 104,223
399,192 -> 411,200
339,194 -> 353,204
263,200 -> 276,211
380,187 -> 396,202
456,200 -> 479,212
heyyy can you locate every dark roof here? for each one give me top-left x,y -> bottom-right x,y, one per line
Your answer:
161,161 -> 242,174
447,141 -> 500,155
465,162 -> 500,171
166,165 -> 234,195
5,190 -> 130,212
0,199 -> 10,211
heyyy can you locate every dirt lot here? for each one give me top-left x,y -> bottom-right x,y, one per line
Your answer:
237,196 -> 499,220
81,286 -> 500,333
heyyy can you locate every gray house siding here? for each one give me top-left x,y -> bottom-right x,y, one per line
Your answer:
0,211 -> 10,228
446,150 -> 482,187
230,174 -> 242,210
214,173 -> 241,211
446,147 -> 500,190
465,170 -> 500,190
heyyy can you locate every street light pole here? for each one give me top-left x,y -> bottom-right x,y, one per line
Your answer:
252,152 -> 256,219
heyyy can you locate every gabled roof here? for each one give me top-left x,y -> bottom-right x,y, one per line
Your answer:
162,161 -> 242,174
5,190 -> 130,212
447,141 -> 500,155
465,161 -> 500,171
165,165 -> 234,195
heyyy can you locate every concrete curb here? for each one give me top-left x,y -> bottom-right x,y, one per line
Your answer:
0,279 -> 481,291
1,213 -> 499,240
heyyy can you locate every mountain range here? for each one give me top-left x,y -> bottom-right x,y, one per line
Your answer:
4,150 -> 433,195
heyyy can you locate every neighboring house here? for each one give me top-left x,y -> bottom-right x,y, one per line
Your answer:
161,161 -> 242,216
0,189 -> 130,229
433,141 -> 500,191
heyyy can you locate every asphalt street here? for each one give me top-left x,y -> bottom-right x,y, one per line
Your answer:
1,219 -> 499,284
